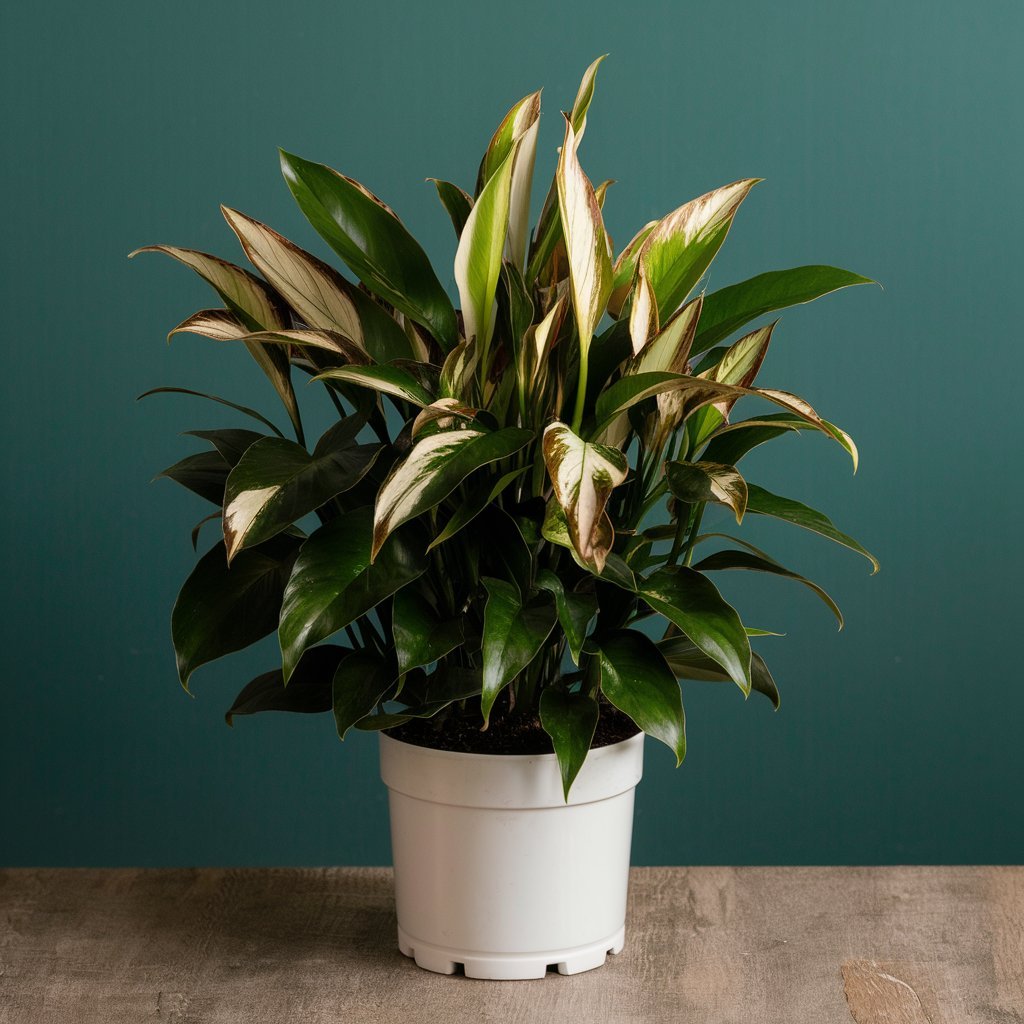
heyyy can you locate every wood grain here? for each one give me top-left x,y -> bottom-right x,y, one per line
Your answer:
0,867 -> 1020,1023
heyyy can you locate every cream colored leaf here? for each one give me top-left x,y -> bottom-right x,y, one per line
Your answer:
169,309 -> 245,342
629,267 -> 659,357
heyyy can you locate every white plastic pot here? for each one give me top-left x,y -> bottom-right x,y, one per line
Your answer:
379,730 -> 645,980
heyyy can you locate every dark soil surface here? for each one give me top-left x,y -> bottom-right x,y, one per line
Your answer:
385,697 -> 640,755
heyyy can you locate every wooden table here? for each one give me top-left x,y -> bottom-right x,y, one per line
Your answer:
1,867 -> 1020,1022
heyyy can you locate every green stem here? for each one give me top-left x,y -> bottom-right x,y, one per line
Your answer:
681,504 -> 706,567
570,348 -> 589,434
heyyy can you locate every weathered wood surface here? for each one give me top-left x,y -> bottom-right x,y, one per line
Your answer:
0,867 -> 1020,1023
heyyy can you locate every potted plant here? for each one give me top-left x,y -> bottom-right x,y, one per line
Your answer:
133,56 -> 876,980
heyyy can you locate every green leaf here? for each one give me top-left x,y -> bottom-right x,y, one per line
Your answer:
427,466 -> 526,551
639,179 -> 759,320
480,577 -> 557,725
372,427 -> 532,559
456,138 -> 519,349
278,508 -> 427,681
311,363 -> 437,408
693,265 -> 875,356
185,428 -> 266,467
542,421 -> 627,572
280,149 -> 458,350
659,636 -> 780,709
665,460 -> 748,524
222,426 -> 383,562
333,648 -> 396,740
699,413 -> 804,465
540,688 -> 599,799
392,587 -> 465,675
173,534 -> 300,691
694,544 -> 844,629
598,629 -> 685,764
156,450 -> 229,505
536,570 -> 597,665
639,566 -> 752,695
746,483 -> 879,573
556,114 -> 613,356
137,387 -> 284,437
428,179 -> 473,237
225,645 -> 345,725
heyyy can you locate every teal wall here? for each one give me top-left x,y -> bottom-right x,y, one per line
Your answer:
3,0 -> 1021,867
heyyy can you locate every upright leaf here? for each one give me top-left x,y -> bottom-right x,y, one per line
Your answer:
428,179 -> 473,237
173,534 -> 300,691
480,578 -> 557,724
372,427 -> 532,559
540,688 -> 600,799
598,629 -> 685,764
280,150 -> 458,349
556,115 -> 613,358
542,421 -> 627,572
456,139 -> 519,349
639,179 -> 759,320
278,508 -> 427,681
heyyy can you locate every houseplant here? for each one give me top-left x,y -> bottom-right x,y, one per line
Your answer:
134,56 -> 876,979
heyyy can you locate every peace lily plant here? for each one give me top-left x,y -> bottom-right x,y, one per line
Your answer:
136,57 -> 876,801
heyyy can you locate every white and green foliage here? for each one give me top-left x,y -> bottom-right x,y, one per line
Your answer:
139,58 -> 876,798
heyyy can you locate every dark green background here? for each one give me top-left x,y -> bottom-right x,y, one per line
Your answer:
3,0 -> 1021,866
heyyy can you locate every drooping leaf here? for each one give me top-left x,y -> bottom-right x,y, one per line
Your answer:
694,543 -> 843,629
693,265 -> 875,356
169,308 -> 247,342
665,460 -> 748,523
411,398 -> 480,438
372,427 -> 532,559
456,138 -> 519,349
280,149 -> 458,349
392,587 -> 465,675
639,179 -> 759,320
746,483 -> 879,573
598,629 -> 685,764
428,179 -> 473,237
540,688 -> 599,799
536,569 -> 598,664
659,635 -> 780,709
236,328 -> 367,365
333,648 -> 396,740
172,534 -> 300,691
311,363 -> 436,407
225,644 -> 346,725
699,413 -> 804,465
156,450 -> 230,505
278,507 -> 427,681
222,425 -> 383,562
639,566 -> 752,695
480,577 -> 557,724
129,245 -> 302,437
137,387 -> 284,437
542,421 -> 627,572
556,115 -> 613,358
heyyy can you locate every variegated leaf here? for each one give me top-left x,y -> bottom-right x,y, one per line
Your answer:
169,308 -> 246,342
372,427 -> 532,559
569,54 -> 607,141
438,337 -> 479,401
542,421 -> 627,573
239,329 -> 368,365
629,266 -> 659,357
639,179 -> 760,319
455,139 -> 520,350
411,398 -> 480,438
556,115 -> 613,358
311,364 -> 436,407
665,460 -> 748,523
130,245 -> 302,439
607,220 -> 657,318
632,294 -> 702,376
